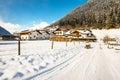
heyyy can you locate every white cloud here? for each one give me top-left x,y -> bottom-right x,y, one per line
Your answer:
0,20 -> 49,34
0,20 -> 22,33
30,21 -> 49,30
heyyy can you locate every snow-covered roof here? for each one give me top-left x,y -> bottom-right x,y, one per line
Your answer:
79,30 -> 90,34
20,30 -> 31,34
0,26 -> 12,36
65,31 -> 71,35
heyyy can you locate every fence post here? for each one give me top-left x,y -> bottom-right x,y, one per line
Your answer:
51,41 -> 54,49
66,42 -> 68,47
18,37 -> 21,55
74,41 -> 75,45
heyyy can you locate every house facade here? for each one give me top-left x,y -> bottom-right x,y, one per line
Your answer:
20,30 -> 50,40
38,30 -> 50,40
20,31 -> 30,40
54,28 -> 64,36
29,30 -> 41,40
78,29 -> 93,38
69,30 -> 82,38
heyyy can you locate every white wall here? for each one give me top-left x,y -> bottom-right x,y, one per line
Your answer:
29,31 -> 40,40
21,34 -> 30,40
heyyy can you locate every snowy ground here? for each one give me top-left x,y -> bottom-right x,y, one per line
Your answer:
0,29 -> 120,80
37,41 -> 120,80
92,29 -> 120,39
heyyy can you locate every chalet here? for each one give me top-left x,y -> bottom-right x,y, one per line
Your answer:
64,30 -> 71,37
49,32 -> 55,38
50,28 -> 97,42
54,28 -> 64,36
0,26 -> 14,40
20,29 -> 50,40
69,30 -> 82,38
61,29 -> 70,36
54,28 -> 72,36
20,30 -> 31,40
48,26 -> 58,32
39,30 -> 50,40
30,30 -> 42,40
78,29 -> 93,38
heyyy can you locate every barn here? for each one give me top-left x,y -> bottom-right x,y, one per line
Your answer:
0,26 -> 14,40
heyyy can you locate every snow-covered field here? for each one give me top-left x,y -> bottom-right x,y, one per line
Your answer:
0,40 -> 81,55
0,29 -> 120,80
0,40 -> 85,80
92,29 -> 120,39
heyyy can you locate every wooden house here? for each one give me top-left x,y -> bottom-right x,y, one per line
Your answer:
20,29 -> 50,40
54,28 -> 64,36
63,29 -> 71,37
69,30 -> 82,38
39,30 -> 50,40
50,28 -> 97,42
29,30 -> 42,40
20,30 -> 31,40
78,29 -> 92,38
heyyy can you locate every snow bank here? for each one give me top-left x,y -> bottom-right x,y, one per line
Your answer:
0,41 -> 83,80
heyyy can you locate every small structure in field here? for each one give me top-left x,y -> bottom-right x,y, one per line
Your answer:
85,44 -> 91,49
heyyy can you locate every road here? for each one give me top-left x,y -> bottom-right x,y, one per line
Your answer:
28,42 -> 120,80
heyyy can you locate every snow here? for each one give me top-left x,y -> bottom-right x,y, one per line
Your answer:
0,40 -> 83,80
0,29 -> 120,80
92,29 -> 120,39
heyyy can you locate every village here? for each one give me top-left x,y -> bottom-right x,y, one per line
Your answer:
0,26 -> 97,42
1,27 -> 120,80
1,0 -> 120,79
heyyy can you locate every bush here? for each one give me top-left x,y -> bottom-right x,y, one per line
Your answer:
103,35 -> 110,43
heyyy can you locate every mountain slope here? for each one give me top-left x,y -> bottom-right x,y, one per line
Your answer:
47,0 -> 120,29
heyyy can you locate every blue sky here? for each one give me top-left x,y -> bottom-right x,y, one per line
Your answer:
0,0 -> 88,32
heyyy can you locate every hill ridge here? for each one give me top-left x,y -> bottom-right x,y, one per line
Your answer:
47,0 -> 120,29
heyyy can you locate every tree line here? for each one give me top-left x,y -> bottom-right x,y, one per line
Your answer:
49,0 -> 120,29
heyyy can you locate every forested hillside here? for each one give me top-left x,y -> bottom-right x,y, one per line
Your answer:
47,0 -> 120,29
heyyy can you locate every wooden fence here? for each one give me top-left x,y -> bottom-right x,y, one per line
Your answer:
50,36 -> 97,42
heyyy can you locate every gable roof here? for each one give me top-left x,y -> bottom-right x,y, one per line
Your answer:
70,30 -> 82,36
0,26 -> 12,36
55,28 -> 62,31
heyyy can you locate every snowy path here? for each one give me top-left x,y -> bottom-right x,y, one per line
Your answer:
32,42 -> 120,80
